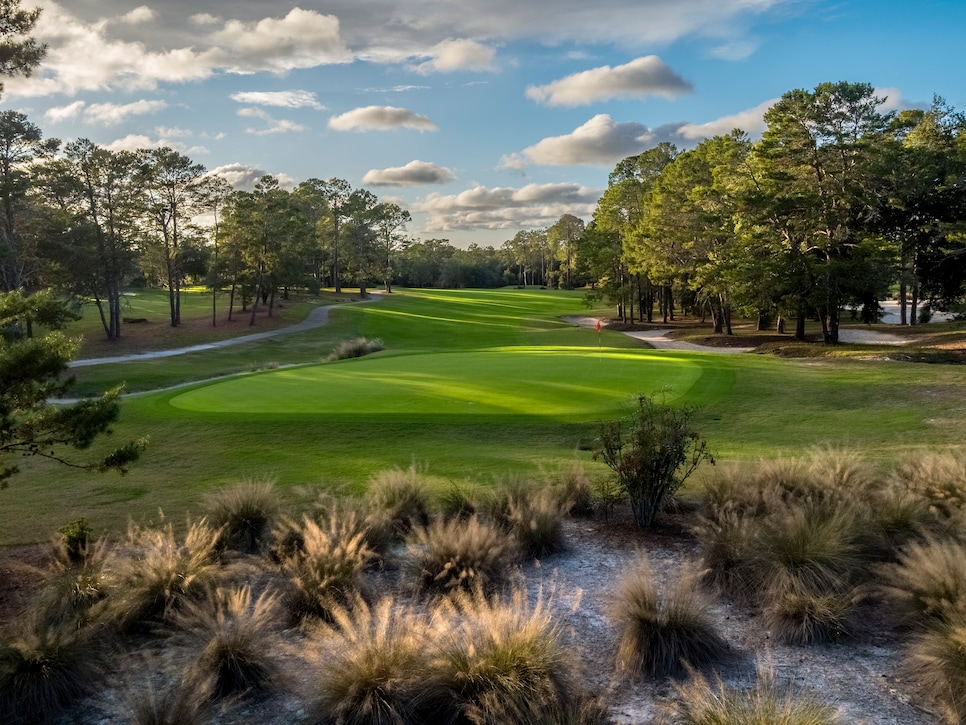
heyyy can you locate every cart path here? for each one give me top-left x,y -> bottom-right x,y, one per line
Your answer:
70,295 -> 381,368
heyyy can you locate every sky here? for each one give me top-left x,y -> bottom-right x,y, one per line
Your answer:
4,0 -> 966,248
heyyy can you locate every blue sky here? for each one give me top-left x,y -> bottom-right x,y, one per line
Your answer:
5,0 -> 965,247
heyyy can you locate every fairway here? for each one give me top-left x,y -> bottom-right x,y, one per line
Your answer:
167,348 -> 710,418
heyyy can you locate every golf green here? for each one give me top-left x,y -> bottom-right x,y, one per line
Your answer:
167,347 -> 718,419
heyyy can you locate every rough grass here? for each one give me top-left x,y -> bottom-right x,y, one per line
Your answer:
879,538 -> 966,629
507,486 -> 567,559
326,336 -> 384,361
906,615 -> 966,724
366,464 -> 432,539
610,554 -> 728,678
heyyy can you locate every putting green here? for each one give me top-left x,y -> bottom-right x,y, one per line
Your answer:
167,346 -> 721,419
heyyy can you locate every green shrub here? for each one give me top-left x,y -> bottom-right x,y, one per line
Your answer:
327,336 -> 384,361
431,589 -> 582,725
666,666 -> 844,724
594,393 -> 713,528
282,514 -> 373,621
407,516 -> 520,595
309,596 -> 439,725
109,520 -> 223,631
0,616 -> 108,725
610,554 -> 728,678
203,480 -> 279,555
56,517 -> 96,564
170,585 -> 281,699
879,538 -> 966,629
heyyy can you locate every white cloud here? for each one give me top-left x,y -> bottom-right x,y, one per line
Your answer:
496,153 -> 528,173
155,126 -> 193,138
210,8 -> 352,74
675,98 -> 776,139
83,99 -> 169,126
522,114 -> 658,166
328,106 -> 437,132
104,133 -> 209,156
526,56 -> 692,107
44,100 -> 85,123
415,182 -> 600,231
237,107 -> 307,135
363,160 -> 455,186
209,163 -> 295,191
191,13 -> 220,26
411,38 -> 496,74
230,90 -> 326,110
116,6 -> 155,25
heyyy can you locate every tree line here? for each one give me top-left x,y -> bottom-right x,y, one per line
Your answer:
579,82 -> 966,343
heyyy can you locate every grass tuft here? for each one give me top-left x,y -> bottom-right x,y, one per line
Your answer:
327,336 -> 384,361
507,486 -> 567,559
906,615 -> 966,724
203,479 -> 279,555
367,464 -> 432,538
666,664 -> 844,724
407,516 -> 520,595
879,538 -> 966,629
610,553 -> 728,678
170,585 -> 282,699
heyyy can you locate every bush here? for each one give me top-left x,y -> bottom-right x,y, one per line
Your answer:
203,479 -> 279,555
407,516 -> 520,595
610,554 -> 728,678
282,514 -> 373,621
35,540 -> 113,629
666,665 -> 844,724
431,589 -> 583,724
309,596 -> 439,725
327,336 -> 384,361
56,517 -> 96,564
594,393 -> 713,528
0,615 -> 108,725
170,585 -> 281,699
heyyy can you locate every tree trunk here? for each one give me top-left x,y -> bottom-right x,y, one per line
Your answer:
794,309 -> 806,341
899,280 -> 907,325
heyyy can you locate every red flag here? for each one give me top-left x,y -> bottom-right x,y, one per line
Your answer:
595,320 -> 601,332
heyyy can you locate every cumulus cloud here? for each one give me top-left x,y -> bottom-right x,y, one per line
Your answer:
496,153 -> 528,173
238,107 -> 307,135
85,99 -> 169,126
415,182 -> 600,231
44,100 -> 85,123
411,38 -> 496,74
230,90 -> 325,109
522,115 -> 659,166
328,106 -> 437,132
526,56 -> 692,107
675,98 -> 776,139
362,160 -> 455,186
104,133 -> 208,156
209,8 -> 352,74
116,6 -> 156,25
208,163 -> 295,191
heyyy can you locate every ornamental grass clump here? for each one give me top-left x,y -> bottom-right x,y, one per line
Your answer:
0,614 -> 108,725
894,451 -> 966,521
169,585 -> 282,700
282,514 -> 373,622
666,665 -> 844,725
507,486 -> 567,559
906,615 -> 966,724
326,336 -> 384,361
610,553 -> 728,678
431,588 -> 585,725
407,516 -> 520,595
203,479 -> 279,555
367,464 -> 431,539
762,587 -> 855,645
35,539 -> 113,629
879,538 -> 966,629
309,596 -> 441,725
125,678 -> 213,725
109,519 -> 223,631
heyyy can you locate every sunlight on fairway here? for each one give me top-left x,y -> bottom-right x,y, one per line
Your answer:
167,348 -> 708,420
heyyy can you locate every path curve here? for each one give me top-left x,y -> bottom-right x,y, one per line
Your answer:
70,295 -> 381,368
565,316 -> 910,351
